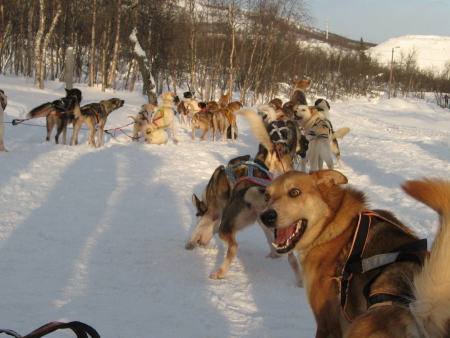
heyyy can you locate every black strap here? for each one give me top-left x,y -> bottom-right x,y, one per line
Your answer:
340,213 -> 372,322
0,321 -> 100,338
367,293 -> 409,308
348,238 -> 427,274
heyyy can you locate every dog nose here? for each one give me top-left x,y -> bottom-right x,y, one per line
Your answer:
260,209 -> 278,228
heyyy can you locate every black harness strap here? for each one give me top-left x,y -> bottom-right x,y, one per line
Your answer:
340,212 -> 427,322
0,321 -> 100,338
341,213 -> 372,322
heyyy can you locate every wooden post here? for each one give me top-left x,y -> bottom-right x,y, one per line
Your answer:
66,47 -> 73,90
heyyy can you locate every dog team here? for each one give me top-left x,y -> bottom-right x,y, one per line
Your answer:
185,80 -> 450,337
2,82 -> 450,338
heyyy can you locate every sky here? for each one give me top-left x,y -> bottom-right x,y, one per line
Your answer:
310,0 -> 450,44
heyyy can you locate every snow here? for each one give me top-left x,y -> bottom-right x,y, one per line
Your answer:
0,74 -> 450,337
367,35 -> 450,72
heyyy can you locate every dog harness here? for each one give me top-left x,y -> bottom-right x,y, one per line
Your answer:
52,97 -> 74,112
81,104 -> 101,124
225,158 -> 273,187
145,100 -> 172,135
306,117 -> 331,141
339,211 -> 427,322
269,125 -> 290,144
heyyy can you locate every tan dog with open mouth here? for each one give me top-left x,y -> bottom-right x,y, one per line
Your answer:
255,170 -> 450,338
131,92 -> 178,145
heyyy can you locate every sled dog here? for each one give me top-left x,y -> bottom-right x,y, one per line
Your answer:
70,97 -> 124,148
186,110 -> 302,285
132,91 -> 178,145
130,103 -> 155,141
258,170 -> 450,338
26,88 -> 83,144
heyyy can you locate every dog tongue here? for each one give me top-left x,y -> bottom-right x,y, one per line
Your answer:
275,223 -> 297,244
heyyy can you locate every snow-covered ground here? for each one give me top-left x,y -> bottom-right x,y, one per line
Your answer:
0,75 -> 449,337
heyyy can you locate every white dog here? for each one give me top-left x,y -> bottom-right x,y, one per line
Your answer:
131,92 -> 178,145
0,89 -> 8,152
129,103 -> 155,141
295,105 -> 349,172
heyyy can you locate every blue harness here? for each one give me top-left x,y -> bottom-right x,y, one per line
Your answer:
225,159 -> 273,187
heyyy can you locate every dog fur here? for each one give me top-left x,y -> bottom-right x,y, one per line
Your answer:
129,103 -> 155,141
294,105 -> 350,172
314,98 -> 347,169
291,80 -> 311,105
190,102 -> 213,140
218,91 -> 232,105
133,91 -> 178,145
186,115 -> 303,285
256,170 -> 450,338
0,89 -> 7,152
71,98 -> 124,148
26,88 -> 83,144
212,101 -> 242,142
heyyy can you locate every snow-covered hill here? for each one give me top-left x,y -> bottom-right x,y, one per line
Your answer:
367,35 -> 450,72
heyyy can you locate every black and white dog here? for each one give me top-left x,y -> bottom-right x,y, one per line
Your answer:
26,88 -> 83,144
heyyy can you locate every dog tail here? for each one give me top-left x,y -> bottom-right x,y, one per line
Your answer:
128,116 -> 138,122
402,178 -> 450,337
332,127 -> 350,139
234,108 -> 272,151
26,102 -> 53,118
258,105 -> 277,123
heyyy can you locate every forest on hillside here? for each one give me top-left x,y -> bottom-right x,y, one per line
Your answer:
1,0 -> 449,105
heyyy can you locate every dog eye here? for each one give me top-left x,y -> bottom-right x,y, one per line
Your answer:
289,188 -> 301,197
264,193 -> 270,202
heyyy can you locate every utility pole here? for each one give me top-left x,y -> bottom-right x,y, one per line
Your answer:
326,19 -> 329,40
388,46 -> 400,99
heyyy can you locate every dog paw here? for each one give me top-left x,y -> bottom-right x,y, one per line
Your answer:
266,252 -> 282,259
295,279 -> 303,288
185,242 -> 196,250
210,269 -> 225,280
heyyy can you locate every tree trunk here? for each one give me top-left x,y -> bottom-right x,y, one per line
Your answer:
228,0 -> 236,100
34,0 -> 45,86
26,2 -> 34,78
130,28 -> 156,105
108,0 -> 121,89
188,0 -> 197,91
39,0 -> 62,89
89,0 -> 97,87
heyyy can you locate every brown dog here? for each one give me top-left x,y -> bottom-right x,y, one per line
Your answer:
291,80 -> 310,105
256,170 -> 450,338
212,101 -> 242,142
218,91 -> 232,106
71,98 -> 124,148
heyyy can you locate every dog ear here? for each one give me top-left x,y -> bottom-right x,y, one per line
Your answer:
192,194 -> 207,215
314,170 -> 348,191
